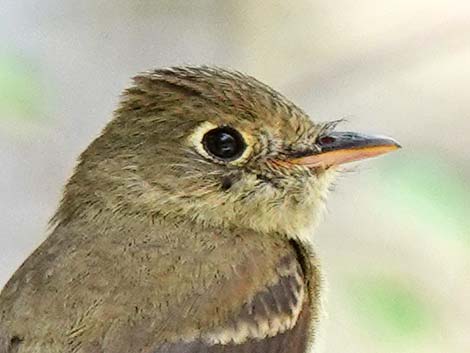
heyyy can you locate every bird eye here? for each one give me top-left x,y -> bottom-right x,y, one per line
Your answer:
202,127 -> 246,161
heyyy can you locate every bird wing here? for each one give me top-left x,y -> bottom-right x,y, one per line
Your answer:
0,225 -> 314,353
151,251 -> 312,353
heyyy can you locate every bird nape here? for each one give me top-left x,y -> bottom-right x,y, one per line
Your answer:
0,66 -> 400,353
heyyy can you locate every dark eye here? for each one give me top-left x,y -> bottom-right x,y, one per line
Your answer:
202,127 -> 246,161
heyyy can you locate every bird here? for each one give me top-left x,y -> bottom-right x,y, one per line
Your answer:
0,66 -> 400,353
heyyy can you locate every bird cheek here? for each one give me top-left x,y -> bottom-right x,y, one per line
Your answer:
220,176 -> 233,191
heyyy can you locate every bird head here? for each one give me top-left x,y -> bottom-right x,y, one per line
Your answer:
56,66 -> 399,242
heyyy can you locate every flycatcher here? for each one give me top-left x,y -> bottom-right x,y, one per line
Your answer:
0,66 -> 400,353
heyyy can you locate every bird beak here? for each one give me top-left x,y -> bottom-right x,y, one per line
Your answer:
287,131 -> 401,168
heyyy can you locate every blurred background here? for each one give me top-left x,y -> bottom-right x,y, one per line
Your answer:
1,1 -> 469,352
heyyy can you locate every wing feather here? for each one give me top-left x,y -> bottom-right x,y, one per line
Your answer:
154,254 -> 311,353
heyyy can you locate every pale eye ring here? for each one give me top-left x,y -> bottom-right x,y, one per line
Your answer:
202,127 -> 247,161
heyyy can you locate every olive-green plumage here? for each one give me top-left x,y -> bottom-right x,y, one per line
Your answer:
0,66 -> 399,353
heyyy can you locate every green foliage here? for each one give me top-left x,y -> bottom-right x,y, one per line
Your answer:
346,275 -> 435,344
0,53 -> 44,121
378,154 -> 470,245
